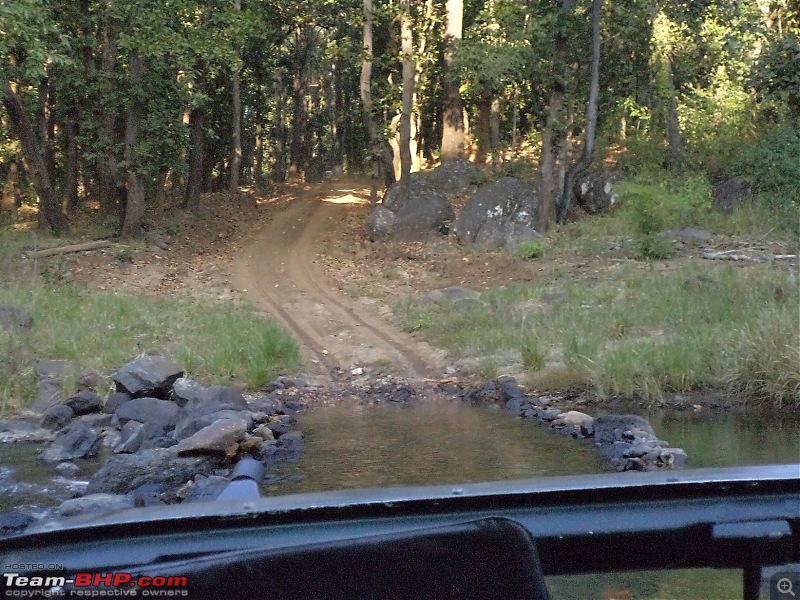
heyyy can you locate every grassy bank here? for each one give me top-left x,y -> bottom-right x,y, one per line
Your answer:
396,169 -> 799,409
0,230 -> 301,413
399,260 -> 798,409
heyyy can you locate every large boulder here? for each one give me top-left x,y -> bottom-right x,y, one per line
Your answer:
573,170 -> 621,214
454,177 -> 539,249
40,422 -> 100,464
368,178 -> 454,242
32,360 -> 72,413
425,158 -> 481,195
114,355 -> 183,399
86,446 -> 227,495
114,397 -> 180,433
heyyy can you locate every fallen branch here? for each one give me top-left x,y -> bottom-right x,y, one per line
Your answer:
24,240 -> 115,259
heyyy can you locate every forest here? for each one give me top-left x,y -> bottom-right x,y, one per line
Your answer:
0,0 -> 797,238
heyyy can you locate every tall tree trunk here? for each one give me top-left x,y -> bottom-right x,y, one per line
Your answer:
561,0 -> 602,222
399,0 -> 415,184
441,0 -> 465,161
120,53 -> 145,238
97,0 -> 122,217
537,0 -> 574,232
65,109 -> 80,213
290,27 -> 314,178
184,106 -> 205,211
475,94 -> 492,164
229,0 -> 242,192
273,70 -> 287,182
361,0 -> 381,204
254,80 -> 265,186
1,160 -> 20,221
665,57 -> 683,169
0,79 -> 70,235
490,96 -> 501,166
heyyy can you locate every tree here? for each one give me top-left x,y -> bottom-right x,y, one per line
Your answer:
441,0 -> 464,161
229,0 -> 243,193
398,0 -> 415,184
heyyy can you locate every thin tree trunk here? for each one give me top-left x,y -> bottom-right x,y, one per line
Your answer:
290,27 -> 314,178
254,81 -> 265,186
184,106 -> 205,211
561,0 -> 602,222
229,0 -> 242,192
475,94 -> 492,164
120,53 -> 145,238
1,160 -> 20,220
490,96 -> 501,166
399,0 -> 414,185
0,79 -> 70,235
441,0 -> 465,161
666,57 -> 683,168
537,0 -> 573,232
273,70 -> 287,183
97,0 -> 122,217
361,0 -> 381,204
65,109 -> 80,213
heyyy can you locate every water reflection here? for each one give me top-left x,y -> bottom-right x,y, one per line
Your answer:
268,400 -> 607,495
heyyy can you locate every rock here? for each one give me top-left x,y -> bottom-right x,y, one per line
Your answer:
103,392 -> 132,414
660,447 -> 688,468
32,360 -> 72,413
662,228 -> 714,244
199,386 -> 249,411
497,377 -> 524,402
174,409 -> 253,441
0,510 -> 35,537
454,177 -> 539,249
86,446 -> 226,495
0,418 -> 54,443
126,482 -> 168,507
366,206 -> 396,241
368,178 -> 454,242
252,424 -> 275,441
114,355 -> 183,399
56,493 -> 135,518
55,462 -> 80,477
538,409 -> 562,422
593,414 -> 655,445
180,475 -> 228,503
573,170 -> 621,213
40,404 -> 75,430
77,413 -> 112,429
40,422 -> 100,464
77,369 -> 105,392
172,377 -> 206,406
102,429 -> 122,449
712,176 -> 751,214
115,397 -> 180,433
280,374 -> 312,389
554,411 -> 593,427
64,390 -> 103,416
176,418 -> 249,456
32,382 -> 62,413
248,395 -> 286,415
426,158 -> 481,195
0,304 -> 33,331
114,420 -> 146,454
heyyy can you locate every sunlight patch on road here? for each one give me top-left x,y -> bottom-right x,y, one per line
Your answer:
322,193 -> 369,205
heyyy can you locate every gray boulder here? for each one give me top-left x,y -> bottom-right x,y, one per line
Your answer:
368,178 -> 454,242
593,414 -> 656,445
40,404 -> 74,430
32,360 -> 72,413
103,392 -> 132,414
114,355 -> 183,399
176,418 -> 249,456
180,475 -> 229,503
172,377 -> 206,406
426,158 -> 481,195
64,390 -> 103,416
0,305 -> 33,331
174,409 -> 253,442
114,420 -> 146,454
86,446 -> 226,495
115,398 -> 180,433
40,422 -> 100,464
56,493 -> 135,518
0,418 -> 54,443
454,177 -> 539,249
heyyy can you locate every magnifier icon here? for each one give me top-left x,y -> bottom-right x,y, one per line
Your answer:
778,578 -> 796,597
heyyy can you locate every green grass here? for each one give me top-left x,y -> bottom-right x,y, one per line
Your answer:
398,261 -> 799,407
0,282 -> 301,413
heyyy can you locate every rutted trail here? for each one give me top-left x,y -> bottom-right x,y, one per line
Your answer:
232,179 -> 441,381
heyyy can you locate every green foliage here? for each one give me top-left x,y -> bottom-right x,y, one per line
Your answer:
514,239 -> 545,260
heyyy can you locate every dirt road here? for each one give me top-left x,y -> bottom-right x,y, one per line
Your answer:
232,179 -> 442,381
